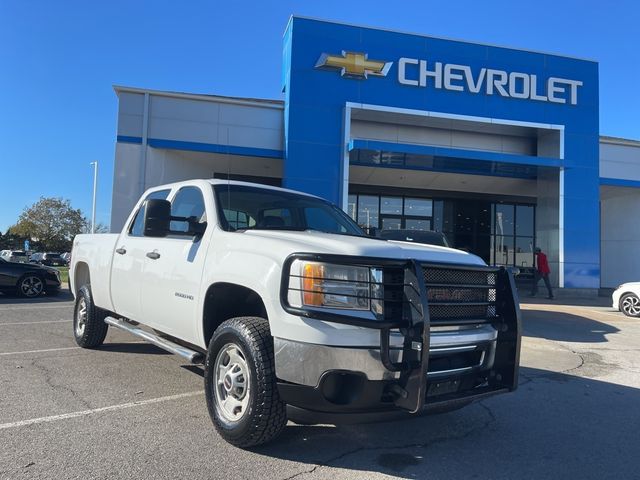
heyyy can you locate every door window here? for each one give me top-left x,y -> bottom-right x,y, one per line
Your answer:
129,189 -> 171,237
170,187 -> 207,233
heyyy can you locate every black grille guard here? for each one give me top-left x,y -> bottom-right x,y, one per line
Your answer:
279,253 -> 522,413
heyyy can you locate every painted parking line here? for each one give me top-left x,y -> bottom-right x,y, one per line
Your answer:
0,341 -> 146,356
0,391 -> 203,430
0,304 -> 72,311
0,346 -> 81,356
0,319 -> 71,326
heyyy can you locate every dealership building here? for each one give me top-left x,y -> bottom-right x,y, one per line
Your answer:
111,17 -> 640,292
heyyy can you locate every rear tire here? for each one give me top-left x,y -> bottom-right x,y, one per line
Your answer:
620,293 -> 640,318
204,317 -> 287,448
73,285 -> 109,348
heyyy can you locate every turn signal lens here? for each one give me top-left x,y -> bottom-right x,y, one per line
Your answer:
302,263 -> 325,306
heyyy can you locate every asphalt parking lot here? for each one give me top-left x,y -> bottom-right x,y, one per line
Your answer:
1,292 -> 639,480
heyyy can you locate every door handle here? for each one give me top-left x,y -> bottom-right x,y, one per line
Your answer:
115,247 -> 126,255
146,251 -> 160,260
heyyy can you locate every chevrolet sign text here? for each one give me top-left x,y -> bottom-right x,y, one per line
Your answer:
398,57 -> 583,105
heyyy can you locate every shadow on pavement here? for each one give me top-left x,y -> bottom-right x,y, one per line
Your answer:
519,294 -> 611,307
0,290 -> 74,305
100,342 -> 171,356
522,309 -> 620,343
251,367 -> 639,478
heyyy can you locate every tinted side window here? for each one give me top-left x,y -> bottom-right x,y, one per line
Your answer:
170,187 -> 207,233
129,189 -> 171,237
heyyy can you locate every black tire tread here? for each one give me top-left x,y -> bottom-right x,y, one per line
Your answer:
205,316 -> 287,448
73,285 -> 109,348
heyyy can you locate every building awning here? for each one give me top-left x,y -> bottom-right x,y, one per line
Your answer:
349,139 -> 563,180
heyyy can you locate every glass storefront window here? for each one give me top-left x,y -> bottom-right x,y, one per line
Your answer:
350,149 -> 380,165
515,237 -> 534,268
347,195 -> 357,221
357,195 -> 379,230
405,154 -> 434,169
381,196 -> 402,215
494,204 -> 515,236
380,152 -> 405,167
404,198 -> 433,217
432,200 -> 444,232
516,205 -> 534,237
348,192 -> 533,266
494,235 -> 514,266
405,219 -> 431,231
382,217 -> 402,230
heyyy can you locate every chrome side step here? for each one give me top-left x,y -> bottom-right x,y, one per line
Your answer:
104,317 -> 204,364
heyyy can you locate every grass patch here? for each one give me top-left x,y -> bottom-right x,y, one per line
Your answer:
56,266 -> 69,283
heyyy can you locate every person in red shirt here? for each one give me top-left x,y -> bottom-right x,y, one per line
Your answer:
531,247 -> 554,299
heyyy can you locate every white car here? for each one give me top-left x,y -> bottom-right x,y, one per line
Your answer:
612,283 -> 640,317
0,250 -> 29,263
69,179 -> 521,447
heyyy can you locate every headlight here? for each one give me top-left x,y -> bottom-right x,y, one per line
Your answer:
287,260 -> 383,314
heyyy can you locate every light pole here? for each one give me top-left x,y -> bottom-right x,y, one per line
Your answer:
90,161 -> 98,234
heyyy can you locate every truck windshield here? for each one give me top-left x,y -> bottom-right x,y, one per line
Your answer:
213,184 -> 365,237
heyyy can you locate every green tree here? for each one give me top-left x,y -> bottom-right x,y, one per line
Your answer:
9,197 -> 88,252
0,229 -> 28,250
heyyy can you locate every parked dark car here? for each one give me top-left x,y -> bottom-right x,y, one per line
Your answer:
378,229 -> 451,247
29,252 -> 66,266
0,257 -> 61,297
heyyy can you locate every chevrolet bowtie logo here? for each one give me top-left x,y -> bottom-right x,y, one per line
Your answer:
315,51 -> 392,79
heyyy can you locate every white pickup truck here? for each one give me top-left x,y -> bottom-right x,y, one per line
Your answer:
70,179 -> 521,447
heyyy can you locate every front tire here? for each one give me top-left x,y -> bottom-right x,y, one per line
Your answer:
204,317 -> 287,448
620,293 -> 640,318
17,274 -> 44,298
73,285 -> 109,348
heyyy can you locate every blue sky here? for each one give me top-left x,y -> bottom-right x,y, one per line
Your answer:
1,0 -> 638,233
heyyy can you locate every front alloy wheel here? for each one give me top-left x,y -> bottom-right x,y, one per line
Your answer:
214,344 -> 250,422
620,293 -> 640,317
75,296 -> 88,337
19,275 -> 44,298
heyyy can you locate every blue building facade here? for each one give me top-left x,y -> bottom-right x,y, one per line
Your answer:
282,17 -> 600,289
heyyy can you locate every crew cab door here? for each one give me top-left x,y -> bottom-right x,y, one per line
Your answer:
140,185 -> 210,345
110,189 -> 170,321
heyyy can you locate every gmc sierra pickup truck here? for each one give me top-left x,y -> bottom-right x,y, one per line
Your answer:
70,180 -> 521,447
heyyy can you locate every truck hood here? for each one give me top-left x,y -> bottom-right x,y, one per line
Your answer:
239,230 -> 486,266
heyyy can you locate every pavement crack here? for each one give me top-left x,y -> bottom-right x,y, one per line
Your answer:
31,358 -> 92,410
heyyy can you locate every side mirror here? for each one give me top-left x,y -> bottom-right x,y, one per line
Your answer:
143,199 -> 171,237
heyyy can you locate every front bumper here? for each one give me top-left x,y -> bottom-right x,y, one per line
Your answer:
612,289 -> 621,310
277,254 -> 521,420
44,270 -> 61,290
275,324 -> 498,386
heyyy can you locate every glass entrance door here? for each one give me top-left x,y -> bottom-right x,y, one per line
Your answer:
440,200 -> 492,262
